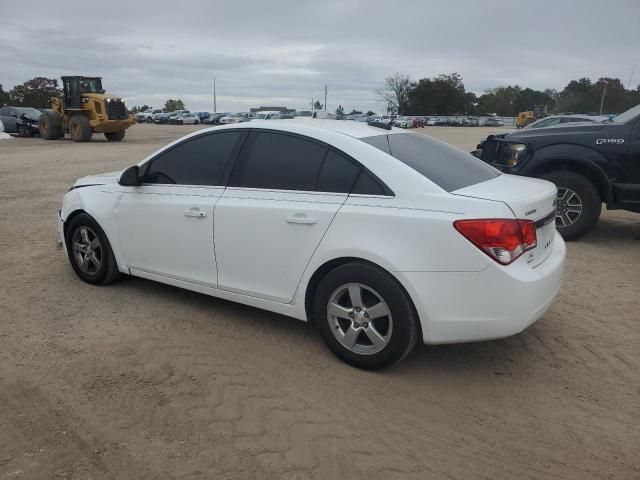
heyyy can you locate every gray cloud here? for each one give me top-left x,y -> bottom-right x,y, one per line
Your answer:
1,0 -> 638,113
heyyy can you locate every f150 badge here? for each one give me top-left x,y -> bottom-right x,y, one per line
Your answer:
596,138 -> 625,145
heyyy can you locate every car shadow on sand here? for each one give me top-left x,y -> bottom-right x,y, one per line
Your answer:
114,274 -> 546,377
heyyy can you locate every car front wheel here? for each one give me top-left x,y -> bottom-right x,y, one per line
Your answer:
314,262 -> 418,370
65,213 -> 122,285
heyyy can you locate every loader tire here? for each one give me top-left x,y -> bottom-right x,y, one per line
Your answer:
69,115 -> 93,142
39,110 -> 63,140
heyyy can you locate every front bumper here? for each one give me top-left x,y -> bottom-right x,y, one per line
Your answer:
399,230 -> 566,344
57,210 -> 66,253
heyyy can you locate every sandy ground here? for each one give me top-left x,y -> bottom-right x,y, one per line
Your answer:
0,124 -> 639,480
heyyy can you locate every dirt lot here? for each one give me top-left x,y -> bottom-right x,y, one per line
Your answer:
1,124 -> 639,479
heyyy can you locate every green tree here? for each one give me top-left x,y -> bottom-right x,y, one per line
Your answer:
348,109 -> 362,115
405,73 -> 469,115
313,100 -> 323,111
335,104 -> 345,115
0,84 -> 11,106
366,110 -> 375,116
9,77 -> 62,108
131,105 -> 151,113
164,99 -> 185,112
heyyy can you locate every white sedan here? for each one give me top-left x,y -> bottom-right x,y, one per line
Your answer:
58,120 -> 565,369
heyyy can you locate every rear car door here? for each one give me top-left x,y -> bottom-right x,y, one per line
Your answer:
214,130 -> 362,303
115,130 -> 246,286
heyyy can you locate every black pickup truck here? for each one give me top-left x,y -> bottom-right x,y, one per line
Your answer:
472,104 -> 640,239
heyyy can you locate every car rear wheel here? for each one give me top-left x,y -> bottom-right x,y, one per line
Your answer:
314,262 -> 418,370
542,170 -> 601,240
65,213 -> 122,285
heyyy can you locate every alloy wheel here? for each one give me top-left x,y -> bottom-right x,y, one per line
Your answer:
555,187 -> 583,228
71,226 -> 102,274
327,283 -> 393,355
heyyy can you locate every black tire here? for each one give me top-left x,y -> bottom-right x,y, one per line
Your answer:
38,110 -> 62,140
65,213 -> 122,285
314,262 -> 418,370
194,120 -> 199,125
69,115 -> 93,142
541,170 -> 602,240
17,125 -> 26,137
104,130 -> 125,142
145,116 -> 153,123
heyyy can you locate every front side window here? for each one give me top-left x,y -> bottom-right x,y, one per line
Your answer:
144,131 -> 245,186
229,131 -> 327,191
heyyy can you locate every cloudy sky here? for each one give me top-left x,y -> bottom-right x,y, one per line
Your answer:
1,0 -> 638,113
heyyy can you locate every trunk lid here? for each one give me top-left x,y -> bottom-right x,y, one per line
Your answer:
452,174 -> 558,267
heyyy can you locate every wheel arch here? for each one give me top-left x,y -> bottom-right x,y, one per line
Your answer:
302,256 -> 423,340
527,156 -> 613,206
63,207 -> 125,271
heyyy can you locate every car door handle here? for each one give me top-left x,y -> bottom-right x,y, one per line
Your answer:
184,207 -> 207,218
286,213 -> 317,225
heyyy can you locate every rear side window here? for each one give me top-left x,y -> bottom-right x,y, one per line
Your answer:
229,131 -> 327,191
352,171 -> 388,195
361,133 -> 499,192
315,150 -> 361,193
145,131 -> 245,185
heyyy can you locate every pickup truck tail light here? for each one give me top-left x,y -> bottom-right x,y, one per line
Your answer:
454,219 -> 537,265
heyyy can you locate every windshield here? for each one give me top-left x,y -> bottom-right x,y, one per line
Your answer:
78,78 -> 103,93
362,133 -> 499,192
611,104 -> 640,123
15,107 -> 41,117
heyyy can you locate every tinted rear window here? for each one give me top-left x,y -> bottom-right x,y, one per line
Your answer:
361,133 -> 499,192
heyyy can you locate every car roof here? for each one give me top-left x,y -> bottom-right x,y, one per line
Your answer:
252,118 -> 406,138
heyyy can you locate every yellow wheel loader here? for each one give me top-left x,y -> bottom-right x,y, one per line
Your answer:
39,76 -> 135,142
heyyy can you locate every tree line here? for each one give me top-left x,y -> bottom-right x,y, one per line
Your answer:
3,74 -> 639,117
0,77 -> 188,113
380,72 -> 640,116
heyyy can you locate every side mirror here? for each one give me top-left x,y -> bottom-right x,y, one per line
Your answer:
119,165 -> 142,186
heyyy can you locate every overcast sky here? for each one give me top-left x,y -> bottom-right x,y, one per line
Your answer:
1,0 -> 638,113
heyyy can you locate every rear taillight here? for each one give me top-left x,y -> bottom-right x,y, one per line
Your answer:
454,219 -> 537,265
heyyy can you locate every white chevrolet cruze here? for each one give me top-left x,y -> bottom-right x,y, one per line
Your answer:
58,120 -> 566,369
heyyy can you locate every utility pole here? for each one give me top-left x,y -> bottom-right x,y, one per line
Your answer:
599,80 -> 607,115
213,76 -> 217,113
324,85 -> 327,112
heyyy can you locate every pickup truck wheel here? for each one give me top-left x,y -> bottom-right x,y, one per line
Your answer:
542,171 -> 601,241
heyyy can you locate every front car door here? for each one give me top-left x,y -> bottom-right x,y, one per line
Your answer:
214,130 -> 363,303
115,130 -> 247,286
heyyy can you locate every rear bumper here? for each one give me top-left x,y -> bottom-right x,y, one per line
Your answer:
399,230 -> 566,344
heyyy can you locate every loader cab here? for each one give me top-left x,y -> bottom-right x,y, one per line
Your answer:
62,76 -> 104,109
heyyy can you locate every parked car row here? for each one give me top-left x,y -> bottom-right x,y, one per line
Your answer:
362,115 -> 505,128
145,110 -> 302,126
